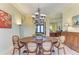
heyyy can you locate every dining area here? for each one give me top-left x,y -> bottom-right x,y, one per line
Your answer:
12,35 -> 66,55
0,3 -> 79,56
10,5 -> 66,55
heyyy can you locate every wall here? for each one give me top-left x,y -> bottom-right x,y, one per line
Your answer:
0,4 -> 22,54
63,4 -> 79,32
21,14 -> 51,37
22,15 -> 35,37
46,16 -> 50,36
21,4 -> 79,37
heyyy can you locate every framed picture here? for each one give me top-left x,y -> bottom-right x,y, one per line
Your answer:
72,15 -> 79,26
0,10 -> 12,28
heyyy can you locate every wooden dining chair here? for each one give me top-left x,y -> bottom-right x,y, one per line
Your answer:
12,35 -> 24,55
54,36 -> 66,54
49,37 -> 59,52
41,40 -> 53,55
26,41 -> 38,55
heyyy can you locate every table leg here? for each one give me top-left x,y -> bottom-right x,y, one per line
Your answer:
38,43 -> 42,55
52,43 -> 55,52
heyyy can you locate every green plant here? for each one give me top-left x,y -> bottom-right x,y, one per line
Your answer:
35,33 -> 43,36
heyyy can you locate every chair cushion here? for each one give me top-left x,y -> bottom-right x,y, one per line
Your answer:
13,44 -> 19,48
27,42 -> 37,52
59,43 -> 64,48
42,41 -> 52,51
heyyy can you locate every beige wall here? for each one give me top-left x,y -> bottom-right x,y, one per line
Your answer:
21,14 -> 51,37
19,4 -> 79,38
22,14 -> 35,37
46,16 -> 51,36
0,4 -> 23,54
63,4 -> 79,32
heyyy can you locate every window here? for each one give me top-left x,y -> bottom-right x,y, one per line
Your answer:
41,25 -> 44,32
37,25 -> 40,32
36,24 -> 44,33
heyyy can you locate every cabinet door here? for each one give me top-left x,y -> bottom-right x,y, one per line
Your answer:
77,38 -> 79,51
71,36 -> 76,50
74,37 -> 77,48
64,32 -> 79,53
69,35 -> 74,49
65,34 -> 71,47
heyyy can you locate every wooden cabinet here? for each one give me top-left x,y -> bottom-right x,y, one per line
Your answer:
50,32 -> 61,37
50,32 -> 79,52
63,32 -> 79,52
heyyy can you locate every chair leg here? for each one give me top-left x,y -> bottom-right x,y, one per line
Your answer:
52,46 -> 55,52
19,49 -> 20,55
63,47 -> 66,54
58,48 -> 59,55
13,48 -> 15,55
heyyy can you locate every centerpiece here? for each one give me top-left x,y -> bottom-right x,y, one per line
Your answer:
35,33 -> 43,40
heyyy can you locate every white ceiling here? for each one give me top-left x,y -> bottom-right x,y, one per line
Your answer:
12,3 -> 70,15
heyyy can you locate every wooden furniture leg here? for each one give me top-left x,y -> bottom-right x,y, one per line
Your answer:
19,49 -> 20,55
58,48 -> 59,55
63,47 -> 66,54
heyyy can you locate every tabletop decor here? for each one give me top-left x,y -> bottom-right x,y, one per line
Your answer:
35,33 -> 43,40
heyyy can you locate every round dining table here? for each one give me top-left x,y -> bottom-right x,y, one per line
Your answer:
20,36 -> 58,54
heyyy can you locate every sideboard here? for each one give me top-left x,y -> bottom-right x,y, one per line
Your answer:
62,32 -> 79,53
50,32 -> 79,53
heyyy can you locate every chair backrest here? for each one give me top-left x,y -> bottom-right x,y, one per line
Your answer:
54,36 -> 65,48
42,40 -> 52,55
59,36 -> 65,43
26,41 -> 38,55
52,37 -> 60,48
12,35 -> 20,48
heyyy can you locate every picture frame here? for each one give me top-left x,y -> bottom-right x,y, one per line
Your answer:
72,15 -> 79,26
0,10 -> 12,28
